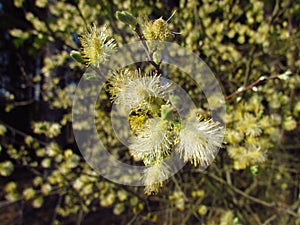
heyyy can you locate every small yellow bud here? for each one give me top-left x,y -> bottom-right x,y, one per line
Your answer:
143,18 -> 172,41
283,116 -> 297,131
79,25 -> 116,68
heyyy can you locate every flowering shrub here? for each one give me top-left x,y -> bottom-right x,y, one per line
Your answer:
73,16 -> 224,194
1,0 -> 300,224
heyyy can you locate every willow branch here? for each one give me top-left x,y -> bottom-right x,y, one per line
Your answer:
203,171 -> 298,217
225,71 -> 291,101
0,120 -> 48,146
133,24 -> 161,74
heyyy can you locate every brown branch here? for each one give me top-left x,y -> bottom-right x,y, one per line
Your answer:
263,214 -> 277,225
50,194 -> 63,225
133,24 -> 161,74
0,120 -> 48,146
206,172 -> 274,207
1,99 -> 35,107
203,171 -> 299,218
225,71 -> 291,101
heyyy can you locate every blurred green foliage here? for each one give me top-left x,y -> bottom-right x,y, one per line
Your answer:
1,0 -> 300,224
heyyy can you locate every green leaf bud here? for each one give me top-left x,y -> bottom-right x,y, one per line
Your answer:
161,105 -> 173,120
0,161 -> 14,176
83,72 -> 97,80
116,11 -> 137,27
70,50 -> 84,64
153,51 -> 162,65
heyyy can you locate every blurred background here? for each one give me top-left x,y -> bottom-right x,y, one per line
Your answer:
0,0 -> 300,224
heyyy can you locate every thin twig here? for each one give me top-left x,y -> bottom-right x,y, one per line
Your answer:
242,47 -> 256,91
204,171 -> 299,217
206,171 -> 273,207
50,194 -> 63,225
76,208 -> 84,225
225,72 -> 290,100
74,3 -> 88,27
0,120 -> 48,146
171,175 -> 188,201
1,99 -> 35,107
127,209 -> 141,225
133,24 -> 161,74
262,214 -> 277,225
0,198 -> 23,209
